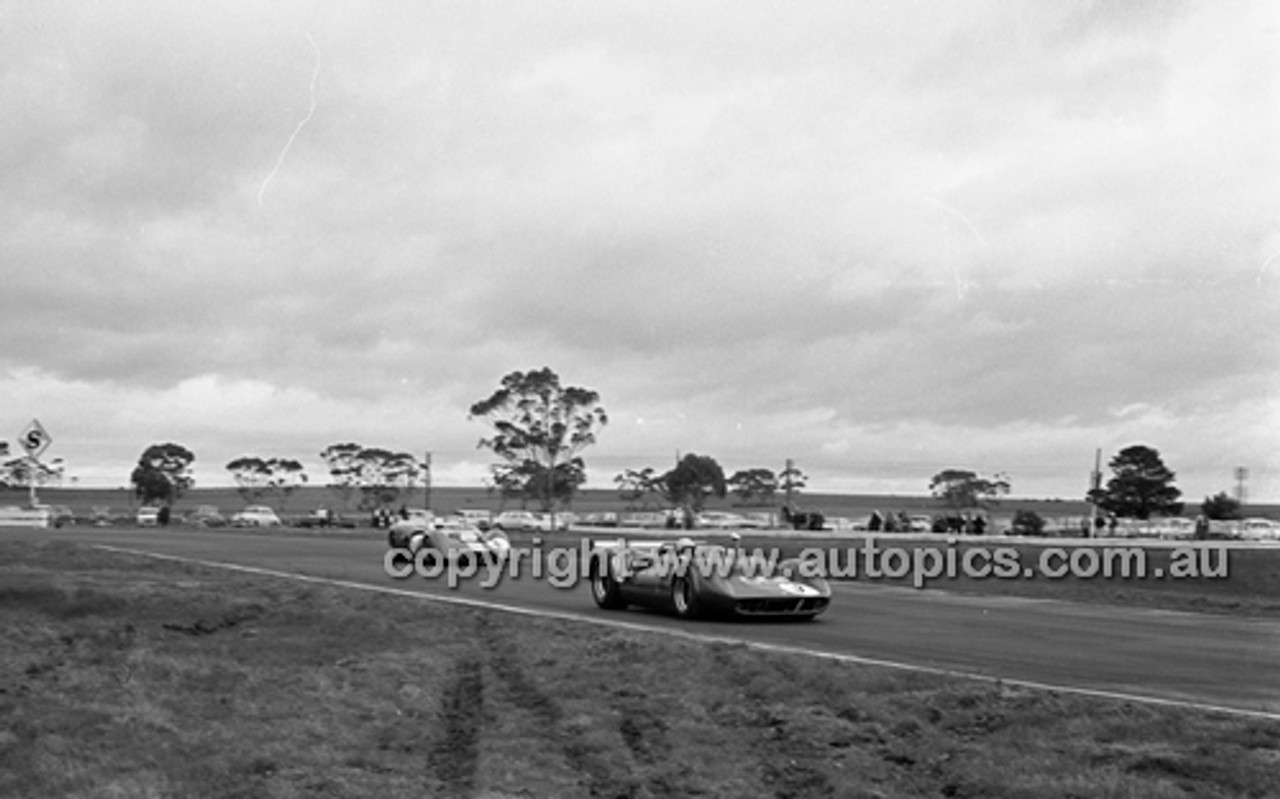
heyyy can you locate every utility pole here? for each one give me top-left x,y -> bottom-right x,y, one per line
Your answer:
784,458 -> 795,512
27,453 -> 38,508
1088,448 -> 1102,539
423,451 -> 432,511
1235,466 -> 1248,537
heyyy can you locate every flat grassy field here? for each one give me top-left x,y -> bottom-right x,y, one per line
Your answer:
3,540 -> 1278,798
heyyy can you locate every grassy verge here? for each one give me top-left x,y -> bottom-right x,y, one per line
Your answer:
3,540 -> 1279,798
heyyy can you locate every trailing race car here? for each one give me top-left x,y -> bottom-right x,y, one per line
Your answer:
388,512 -> 510,570
386,509 -> 435,546
587,536 -> 831,620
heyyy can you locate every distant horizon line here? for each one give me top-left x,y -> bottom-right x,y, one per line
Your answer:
5,484 -> 1277,507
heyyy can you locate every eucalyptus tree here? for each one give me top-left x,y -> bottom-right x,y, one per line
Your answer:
469,367 -> 607,512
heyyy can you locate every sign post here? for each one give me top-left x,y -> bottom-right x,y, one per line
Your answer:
19,419 -> 52,507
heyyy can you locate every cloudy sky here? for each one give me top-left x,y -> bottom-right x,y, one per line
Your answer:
2,1 -> 1277,502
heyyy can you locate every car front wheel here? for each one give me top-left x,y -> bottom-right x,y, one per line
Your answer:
671,574 -> 701,619
419,549 -> 441,572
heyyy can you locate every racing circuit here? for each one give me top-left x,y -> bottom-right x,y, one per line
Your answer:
6,525 -> 1278,721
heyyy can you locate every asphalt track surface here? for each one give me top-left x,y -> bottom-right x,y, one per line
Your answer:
7,526 -> 1279,720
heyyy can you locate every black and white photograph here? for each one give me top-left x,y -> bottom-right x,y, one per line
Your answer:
3,2 -> 1277,796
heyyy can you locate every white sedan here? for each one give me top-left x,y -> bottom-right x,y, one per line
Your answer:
1240,518 -> 1280,541
696,511 -> 750,529
492,510 -> 541,532
231,505 -> 282,527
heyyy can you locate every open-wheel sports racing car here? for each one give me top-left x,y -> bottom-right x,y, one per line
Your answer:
587,536 -> 831,620
388,513 -> 510,571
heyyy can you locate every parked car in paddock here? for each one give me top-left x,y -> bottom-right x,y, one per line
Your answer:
620,511 -> 670,529
38,504 -> 75,528
136,506 -> 161,527
696,511 -> 745,529
492,510 -> 542,532
231,505 -> 282,528
295,508 -> 337,528
697,511 -> 772,530
736,513 -> 771,529
587,536 -> 831,621
185,505 -> 227,528
1240,518 -> 1280,541
449,509 -> 492,531
531,511 -> 575,531
1156,518 -> 1197,540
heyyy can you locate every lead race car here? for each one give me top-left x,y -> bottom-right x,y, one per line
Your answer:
587,535 -> 831,620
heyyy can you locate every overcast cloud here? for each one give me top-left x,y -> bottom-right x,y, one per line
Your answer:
2,1 -> 1277,501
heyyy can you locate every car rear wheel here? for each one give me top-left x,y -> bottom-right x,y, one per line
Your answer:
590,560 -> 627,610
671,574 -> 701,619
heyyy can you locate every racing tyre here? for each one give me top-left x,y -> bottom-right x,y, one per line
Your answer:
590,560 -> 627,610
671,573 -> 701,619
419,549 -> 441,572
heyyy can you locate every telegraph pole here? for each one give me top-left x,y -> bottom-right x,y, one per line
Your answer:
784,458 -> 795,512
423,451 -> 432,511
1088,448 -> 1102,538
1235,466 -> 1248,537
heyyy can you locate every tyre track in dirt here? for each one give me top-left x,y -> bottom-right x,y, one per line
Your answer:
475,614 -> 649,797
608,684 -> 708,799
430,653 -> 485,795
709,646 -> 840,798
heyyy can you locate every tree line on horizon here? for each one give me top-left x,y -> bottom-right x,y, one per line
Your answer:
97,368 -> 1243,522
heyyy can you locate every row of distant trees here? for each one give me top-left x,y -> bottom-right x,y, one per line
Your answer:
0,457 -> 65,489
610,445 -> 1220,524
127,442 -> 428,512
112,368 -> 1252,521
612,461 -> 808,513
924,445 -> 1249,522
